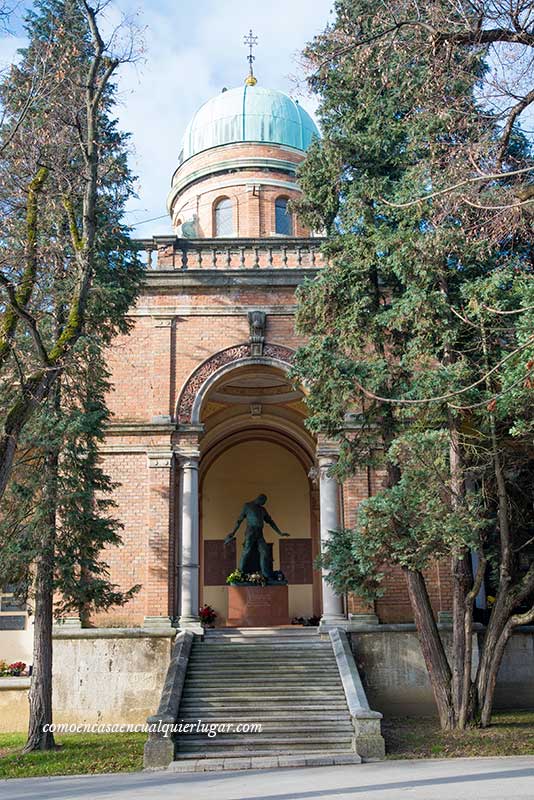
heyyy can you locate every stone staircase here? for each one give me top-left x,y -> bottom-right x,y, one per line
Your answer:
170,628 -> 361,771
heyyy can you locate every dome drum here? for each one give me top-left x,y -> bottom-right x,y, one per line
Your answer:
168,83 -> 319,239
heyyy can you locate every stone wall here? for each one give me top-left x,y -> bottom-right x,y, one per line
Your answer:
1,627 -> 532,732
0,630 -> 174,732
51,630 -> 174,726
350,625 -> 534,717
0,678 -> 31,733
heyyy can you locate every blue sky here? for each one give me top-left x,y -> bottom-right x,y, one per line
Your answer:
0,0 -> 334,235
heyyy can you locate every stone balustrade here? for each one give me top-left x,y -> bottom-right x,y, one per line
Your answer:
136,236 -> 325,271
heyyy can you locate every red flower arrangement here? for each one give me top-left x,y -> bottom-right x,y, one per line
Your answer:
199,605 -> 217,627
0,661 -> 27,677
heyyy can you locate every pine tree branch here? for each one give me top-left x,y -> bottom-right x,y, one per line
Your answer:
379,166 -> 534,209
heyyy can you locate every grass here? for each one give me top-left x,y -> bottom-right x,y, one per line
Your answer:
1,710 -> 533,779
0,732 -> 145,779
384,709 -> 534,759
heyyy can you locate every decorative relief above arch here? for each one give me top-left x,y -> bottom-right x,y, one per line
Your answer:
177,342 -> 296,424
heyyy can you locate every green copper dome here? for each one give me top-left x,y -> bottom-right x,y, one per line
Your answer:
179,85 -> 319,163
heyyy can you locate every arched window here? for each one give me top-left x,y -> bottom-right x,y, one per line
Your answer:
214,197 -> 233,237
275,197 -> 293,236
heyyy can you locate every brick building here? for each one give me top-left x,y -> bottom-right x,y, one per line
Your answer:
85,75 -> 454,633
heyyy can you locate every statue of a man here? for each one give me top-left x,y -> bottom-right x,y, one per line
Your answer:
224,494 -> 289,581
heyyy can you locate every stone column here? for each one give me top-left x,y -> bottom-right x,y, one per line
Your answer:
318,449 -> 347,631
178,451 -> 203,633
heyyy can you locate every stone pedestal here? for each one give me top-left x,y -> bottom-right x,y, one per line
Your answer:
227,585 -> 289,627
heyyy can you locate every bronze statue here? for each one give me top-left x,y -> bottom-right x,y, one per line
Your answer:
224,494 -> 289,582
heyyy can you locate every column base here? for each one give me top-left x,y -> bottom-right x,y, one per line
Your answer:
178,616 -> 204,636
318,614 -> 348,634
143,615 -> 175,631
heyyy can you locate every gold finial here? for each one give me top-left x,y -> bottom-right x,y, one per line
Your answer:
244,29 -> 258,85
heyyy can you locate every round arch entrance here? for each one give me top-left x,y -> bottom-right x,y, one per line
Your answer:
175,351 -> 346,631
197,361 -> 320,626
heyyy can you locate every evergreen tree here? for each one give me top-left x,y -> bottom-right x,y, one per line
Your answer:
295,0 -> 534,729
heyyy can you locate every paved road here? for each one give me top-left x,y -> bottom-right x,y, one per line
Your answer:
2,757 -> 534,800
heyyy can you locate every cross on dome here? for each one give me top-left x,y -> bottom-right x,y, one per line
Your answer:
244,28 -> 258,86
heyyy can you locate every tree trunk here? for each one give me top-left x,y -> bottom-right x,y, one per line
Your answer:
479,619 -> 513,727
451,553 -> 473,726
448,418 -> 474,727
475,593 -> 514,728
24,507 -> 56,751
404,567 -> 455,729
23,392 -> 59,752
24,533 -> 56,751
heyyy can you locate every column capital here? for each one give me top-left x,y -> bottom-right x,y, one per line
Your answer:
317,451 -> 339,465
177,450 -> 201,469
316,449 -> 339,477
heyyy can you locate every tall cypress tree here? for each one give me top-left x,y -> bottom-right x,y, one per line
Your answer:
294,0 -> 534,729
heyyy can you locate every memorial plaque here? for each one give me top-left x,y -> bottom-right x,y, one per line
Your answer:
280,538 -> 313,584
204,539 -> 236,586
1,595 -> 26,612
227,585 -> 289,627
0,615 -> 26,630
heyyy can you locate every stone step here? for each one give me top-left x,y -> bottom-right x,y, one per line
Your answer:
176,735 -> 354,752
193,637 -> 330,650
203,628 -> 320,638
189,659 -> 336,667
183,675 -> 342,686
189,656 -> 337,674
179,702 -> 349,712
191,652 -> 332,659
191,642 -> 333,658
205,625 -> 317,637
202,638 -> 322,645
203,636 -> 324,647
178,712 -> 351,722
182,683 -> 343,693
176,731 -> 353,751
186,661 -> 339,670
183,686 -> 344,703
191,653 -> 332,659
177,721 -> 354,733
190,650 -> 336,657
168,752 -> 362,772
185,671 -> 341,689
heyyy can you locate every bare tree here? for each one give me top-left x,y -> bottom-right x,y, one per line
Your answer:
0,0 -> 143,752
0,0 -> 140,503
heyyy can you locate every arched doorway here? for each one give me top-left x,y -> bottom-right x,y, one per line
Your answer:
175,349 -> 346,631
196,361 -> 320,627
